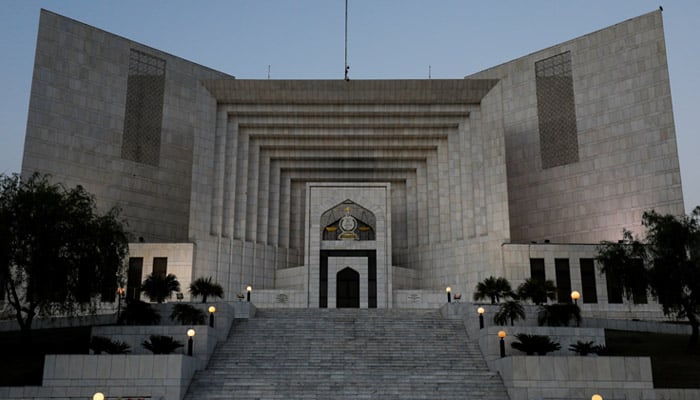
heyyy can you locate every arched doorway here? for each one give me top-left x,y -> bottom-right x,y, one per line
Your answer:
336,267 -> 360,308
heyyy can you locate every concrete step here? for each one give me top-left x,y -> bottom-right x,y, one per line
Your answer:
184,308 -> 509,400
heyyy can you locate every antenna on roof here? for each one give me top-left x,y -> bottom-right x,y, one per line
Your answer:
267,65 -> 271,80
344,0 -> 350,81
429,65 -> 431,79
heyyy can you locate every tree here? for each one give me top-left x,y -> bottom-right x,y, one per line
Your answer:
142,335 -> 183,354
597,207 -> 700,347
596,229 -> 648,303
537,303 -> 581,327
121,299 -> 161,325
494,300 -> 526,326
141,273 -> 180,303
473,276 -> 514,304
170,303 -> 206,325
517,278 -> 556,305
0,173 -> 129,340
510,333 -> 561,356
189,276 -> 224,303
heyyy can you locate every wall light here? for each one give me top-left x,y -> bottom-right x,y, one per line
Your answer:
187,328 -> 196,356
208,306 -> 216,328
571,290 -> 581,305
498,330 -> 506,358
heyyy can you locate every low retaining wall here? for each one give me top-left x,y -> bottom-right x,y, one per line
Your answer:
43,354 -> 203,400
393,290 -> 449,308
0,313 -> 116,332
584,317 -> 691,335
479,325 -> 606,362
493,356 -> 654,400
92,325 -> 217,365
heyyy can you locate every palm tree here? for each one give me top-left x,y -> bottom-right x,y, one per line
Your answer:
141,273 -> 180,303
494,300 -> 526,326
170,303 -> 206,325
516,278 -> 556,305
142,335 -> 184,354
189,276 -> 224,303
473,276 -> 513,304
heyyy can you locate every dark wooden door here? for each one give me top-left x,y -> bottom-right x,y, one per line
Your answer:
336,267 -> 360,308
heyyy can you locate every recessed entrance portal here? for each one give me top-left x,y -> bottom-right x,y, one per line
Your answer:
336,267 -> 360,308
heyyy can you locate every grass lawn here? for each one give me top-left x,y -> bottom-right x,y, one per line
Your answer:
0,326 -> 91,386
605,329 -> 700,388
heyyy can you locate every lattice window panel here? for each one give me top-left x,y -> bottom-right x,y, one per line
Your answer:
121,49 -> 166,166
535,51 -> 579,169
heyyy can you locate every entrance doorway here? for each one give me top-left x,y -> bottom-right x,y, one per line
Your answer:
336,267 -> 360,308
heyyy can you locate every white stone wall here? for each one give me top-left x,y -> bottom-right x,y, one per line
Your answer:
39,354 -> 203,400
22,10 -> 685,308
305,183 -> 391,308
468,10 -> 685,243
493,356 -> 655,400
128,243 -> 194,302
22,10 -> 232,243
502,243 -> 671,316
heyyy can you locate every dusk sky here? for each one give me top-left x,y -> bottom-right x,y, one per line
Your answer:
1,1 -> 698,213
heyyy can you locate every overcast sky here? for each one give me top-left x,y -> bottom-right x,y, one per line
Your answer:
1,1 -> 698,213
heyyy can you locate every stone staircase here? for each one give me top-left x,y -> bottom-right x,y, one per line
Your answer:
184,308 -> 510,400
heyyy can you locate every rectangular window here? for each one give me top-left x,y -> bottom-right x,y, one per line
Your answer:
530,258 -> 546,282
631,259 -> 648,304
605,269 -> 623,304
126,257 -> 143,300
555,258 -> 572,303
579,258 -> 598,304
153,257 -> 168,278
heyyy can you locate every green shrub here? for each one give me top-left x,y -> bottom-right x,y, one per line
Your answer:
494,300 -> 526,326
568,340 -> 597,356
90,335 -> 131,354
189,276 -> 224,303
473,276 -> 514,304
170,303 -> 206,325
141,335 -> 183,354
121,299 -> 161,325
142,273 -> 181,304
537,303 -> 581,327
592,344 -> 610,355
511,333 -> 561,355
517,278 -> 556,305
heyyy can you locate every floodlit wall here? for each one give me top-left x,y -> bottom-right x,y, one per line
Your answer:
22,10 -> 232,243
469,10 -> 684,243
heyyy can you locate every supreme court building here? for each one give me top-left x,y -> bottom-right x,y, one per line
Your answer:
22,9 -> 684,313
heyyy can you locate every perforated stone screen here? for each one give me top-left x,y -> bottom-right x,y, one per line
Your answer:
535,51 -> 579,169
121,49 -> 166,166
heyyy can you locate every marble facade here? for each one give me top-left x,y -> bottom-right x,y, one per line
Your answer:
21,10 -> 684,309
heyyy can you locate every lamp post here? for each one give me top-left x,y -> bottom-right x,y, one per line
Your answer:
571,290 -> 580,305
208,306 -> 216,328
591,395 -> 603,400
93,392 -> 105,400
498,330 -> 506,358
116,287 -> 125,323
446,287 -> 452,303
571,290 -> 581,327
187,328 -> 195,356
478,307 -> 485,329
246,286 -> 252,302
